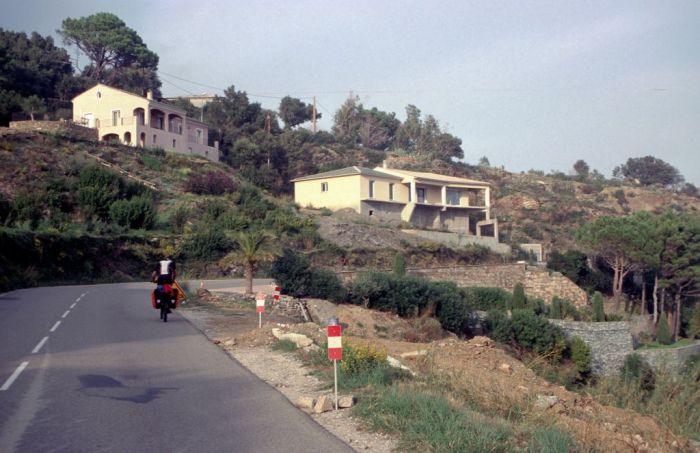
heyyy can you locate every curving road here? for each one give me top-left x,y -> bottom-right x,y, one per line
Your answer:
0,282 -> 351,453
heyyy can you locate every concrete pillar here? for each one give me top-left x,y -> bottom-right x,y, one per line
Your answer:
441,185 -> 447,206
410,179 -> 416,203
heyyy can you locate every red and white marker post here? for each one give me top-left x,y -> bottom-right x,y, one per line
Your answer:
256,292 -> 266,328
272,284 -> 281,305
327,324 -> 342,410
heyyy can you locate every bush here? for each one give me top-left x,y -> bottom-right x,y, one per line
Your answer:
656,312 -> 673,345
179,228 -> 230,261
510,310 -> 566,359
270,249 -> 344,301
76,165 -> 122,220
620,354 -> 655,393
486,309 -> 513,345
393,253 -> 406,276
184,171 -> 237,195
464,287 -> 512,311
341,343 -> 387,375
550,297 -> 563,319
512,283 -> 527,309
593,291 -> 605,322
109,195 -> 156,229
169,205 -> 190,233
569,336 -> 591,377
433,281 -> 471,334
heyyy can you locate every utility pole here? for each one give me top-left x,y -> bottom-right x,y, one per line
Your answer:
312,96 -> 317,133
265,111 -> 271,134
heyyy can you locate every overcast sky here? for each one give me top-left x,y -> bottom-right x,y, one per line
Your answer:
3,0 -> 699,184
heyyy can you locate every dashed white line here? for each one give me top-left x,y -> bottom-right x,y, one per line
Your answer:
32,337 -> 49,354
1,362 -> 29,391
70,303 -> 77,309
49,321 -> 61,333
61,310 -> 70,319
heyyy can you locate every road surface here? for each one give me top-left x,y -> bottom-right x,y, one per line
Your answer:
0,282 -> 352,452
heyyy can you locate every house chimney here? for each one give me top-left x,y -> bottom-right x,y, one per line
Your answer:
382,160 -> 387,169
214,140 -> 219,150
146,90 -> 153,100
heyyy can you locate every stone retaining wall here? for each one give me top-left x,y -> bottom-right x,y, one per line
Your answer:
635,343 -> 700,370
337,263 -> 588,307
549,319 -> 633,376
9,120 -> 97,142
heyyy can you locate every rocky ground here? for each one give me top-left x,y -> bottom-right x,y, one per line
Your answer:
180,289 -> 693,453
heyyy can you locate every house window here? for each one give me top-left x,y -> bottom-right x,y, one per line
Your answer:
112,110 -> 121,126
321,182 -> 328,192
153,134 -> 157,144
446,189 -> 460,205
172,139 -> 176,148
389,183 -> 394,200
369,180 -> 375,198
96,92 -> 101,98
417,188 -> 426,203
196,129 -> 203,144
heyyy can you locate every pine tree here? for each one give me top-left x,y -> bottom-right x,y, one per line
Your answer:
550,297 -> 563,319
593,292 -> 606,322
656,312 -> 672,345
512,283 -> 527,309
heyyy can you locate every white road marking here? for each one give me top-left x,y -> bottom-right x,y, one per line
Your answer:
32,337 -> 49,354
70,303 -> 76,309
61,310 -> 70,319
49,321 -> 61,333
1,362 -> 29,391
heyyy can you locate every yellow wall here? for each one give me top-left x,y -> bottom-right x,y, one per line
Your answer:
359,175 -> 407,202
294,175 -> 361,210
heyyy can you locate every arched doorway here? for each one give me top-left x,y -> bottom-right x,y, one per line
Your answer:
124,132 -> 132,145
102,133 -> 120,144
139,132 -> 146,147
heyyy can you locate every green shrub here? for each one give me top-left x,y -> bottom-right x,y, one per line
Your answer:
271,339 -> 298,352
656,312 -> 673,345
432,281 -> 471,334
307,267 -> 345,302
109,195 -> 156,229
9,190 -> 43,229
512,283 -> 527,309
550,297 -> 563,319
620,354 -> 656,393
569,336 -> 591,377
76,165 -> 122,220
464,287 -> 512,311
169,205 -> 190,233
393,253 -> 406,276
179,227 -> 230,260
486,309 -> 514,345
510,310 -> 566,360
141,154 -> 162,171
593,291 -> 605,322
271,249 -> 343,301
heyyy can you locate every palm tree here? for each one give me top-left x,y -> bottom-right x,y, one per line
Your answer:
220,230 -> 278,295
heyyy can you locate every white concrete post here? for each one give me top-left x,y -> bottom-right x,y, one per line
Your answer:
441,185 -> 447,206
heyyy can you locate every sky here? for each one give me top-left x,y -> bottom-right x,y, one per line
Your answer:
3,0 -> 699,184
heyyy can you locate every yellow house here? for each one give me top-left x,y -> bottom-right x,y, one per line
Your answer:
72,83 -> 219,162
292,165 -> 498,237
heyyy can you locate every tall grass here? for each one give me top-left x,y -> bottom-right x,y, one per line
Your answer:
353,386 -> 514,453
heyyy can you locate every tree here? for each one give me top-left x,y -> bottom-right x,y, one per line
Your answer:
21,95 -> 46,121
512,283 -> 527,309
655,312 -> 672,345
613,156 -> 684,188
59,13 -> 160,94
576,214 -> 656,309
279,96 -> 319,129
219,230 -> 278,295
573,160 -> 590,180
593,291 -> 606,322
656,212 -> 700,340
478,156 -> 491,168
332,95 -> 362,144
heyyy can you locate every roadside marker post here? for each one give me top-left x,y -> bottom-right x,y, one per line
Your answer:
272,284 -> 281,304
256,292 -> 266,328
327,324 -> 342,410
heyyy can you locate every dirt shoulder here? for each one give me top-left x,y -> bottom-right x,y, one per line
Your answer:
180,292 -> 691,453
179,294 -> 398,453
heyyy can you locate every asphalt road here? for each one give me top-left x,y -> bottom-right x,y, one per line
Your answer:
0,282 -> 352,453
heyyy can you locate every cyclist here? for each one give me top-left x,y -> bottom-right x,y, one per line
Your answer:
152,259 -> 177,312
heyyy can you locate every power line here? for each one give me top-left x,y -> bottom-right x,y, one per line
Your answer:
159,75 -> 199,96
158,70 -> 308,100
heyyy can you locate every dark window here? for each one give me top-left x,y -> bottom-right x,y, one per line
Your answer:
389,183 -> 394,200
369,180 -> 375,198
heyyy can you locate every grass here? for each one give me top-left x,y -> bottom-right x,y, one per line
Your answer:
353,385 -> 514,453
271,339 -> 298,352
636,338 -> 696,349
